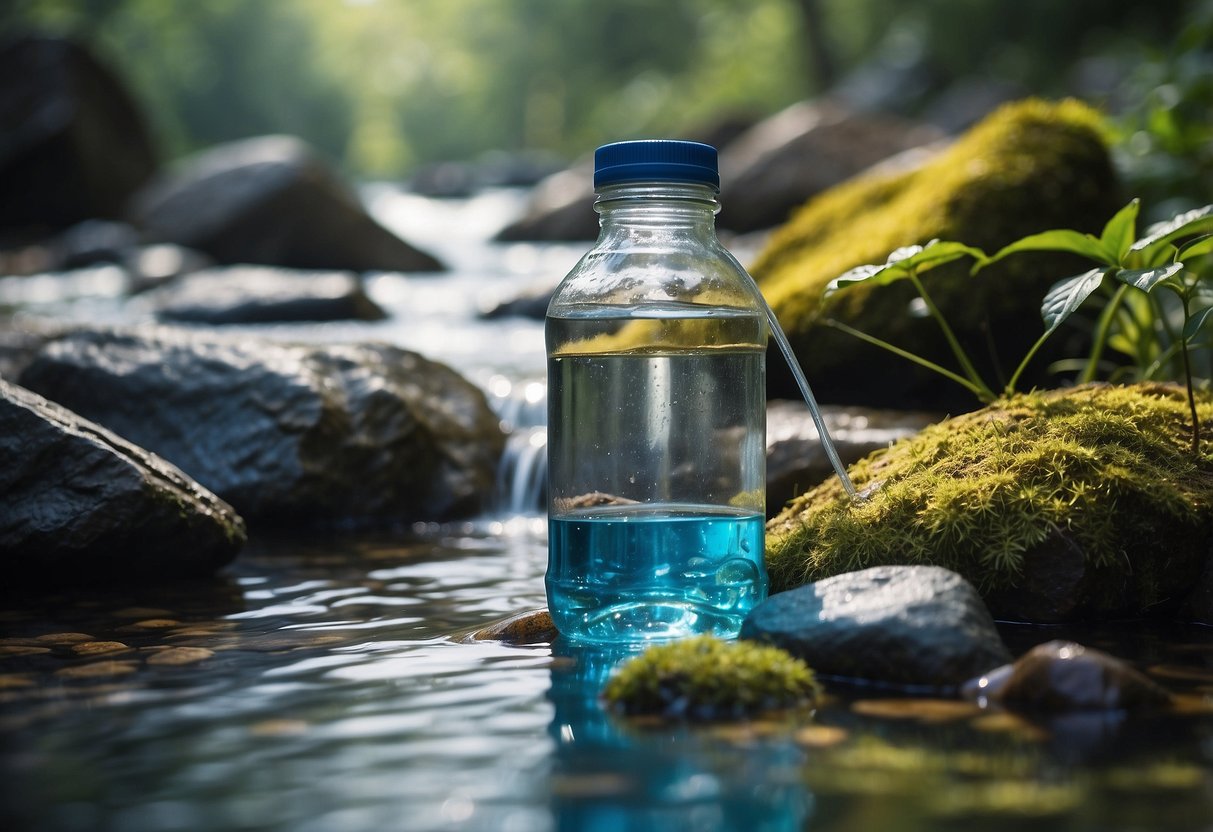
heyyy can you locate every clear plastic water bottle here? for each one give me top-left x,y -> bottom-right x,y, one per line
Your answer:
546,139 -> 769,643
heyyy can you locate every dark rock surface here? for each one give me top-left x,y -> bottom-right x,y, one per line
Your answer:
0,35 -> 158,230
741,565 -> 1010,689
0,378 -> 245,585
149,266 -> 386,324
718,99 -> 944,233
130,135 -> 443,273
765,400 -> 937,516
494,159 -> 597,242
963,640 -> 1171,711
20,327 -> 506,524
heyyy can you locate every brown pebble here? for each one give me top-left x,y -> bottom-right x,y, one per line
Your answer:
55,661 -> 138,679
471,609 -> 557,644
248,719 -> 310,737
0,674 -> 35,689
131,619 -> 180,629
793,724 -> 850,748
146,647 -> 214,666
1148,664 -> 1213,684
851,698 -> 983,722
970,711 -> 1051,741
33,632 -> 94,644
72,641 -> 131,657
0,646 -> 52,657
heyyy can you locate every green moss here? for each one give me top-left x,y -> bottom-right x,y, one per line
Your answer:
602,635 -> 820,720
766,383 -> 1213,618
751,98 -> 1121,407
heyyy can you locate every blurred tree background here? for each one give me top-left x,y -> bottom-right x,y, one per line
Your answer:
0,0 -> 1205,185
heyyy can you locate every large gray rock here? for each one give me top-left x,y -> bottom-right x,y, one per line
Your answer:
717,98 -> 944,233
149,265 -> 386,324
0,35 -> 157,230
19,327 -> 505,524
741,565 -> 1010,689
0,378 -> 245,584
130,136 -> 443,273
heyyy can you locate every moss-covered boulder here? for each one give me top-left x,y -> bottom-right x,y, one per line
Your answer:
765,383 -> 1213,623
751,99 -> 1121,409
602,635 -> 820,720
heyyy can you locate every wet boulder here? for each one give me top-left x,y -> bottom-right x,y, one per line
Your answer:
750,98 -> 1121,408
0,378 -> 245,585
0,35 -> 157,230
20,326 -> 505,525
766,383 -> 1213,623
130,135 -> 443,273
149,265 -> 386,324
963,641 -> 1170,711
741,565 -> 1010,690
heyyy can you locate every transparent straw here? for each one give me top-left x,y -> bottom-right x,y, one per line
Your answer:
755,292 -> 859,500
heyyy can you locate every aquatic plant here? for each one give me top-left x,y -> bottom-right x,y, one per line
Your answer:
765,383 -> 1213,620
601,634 -> 820,720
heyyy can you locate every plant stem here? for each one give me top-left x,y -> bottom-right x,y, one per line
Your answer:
1080,283 -> 1129,383
1180,293 -> 1201,455
905,270 -> 995,400
824,319 -> 994,403
1004,328 -> 1054,397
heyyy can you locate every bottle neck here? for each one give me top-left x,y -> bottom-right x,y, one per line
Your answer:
594,181 -> 720,233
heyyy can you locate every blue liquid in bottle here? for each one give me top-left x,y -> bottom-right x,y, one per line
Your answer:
548,504 -> 766,642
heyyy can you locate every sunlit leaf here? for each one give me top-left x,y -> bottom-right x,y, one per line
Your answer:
1177,234 -> 1213,261
1100,198 -> 1140,262
1184,305 -> 1213,341
825,240 -> 983,296
1130,205 -> 1213,257
1040,268 -> 1109,332
979,230 -> 1115,271
1114,263 -> 1185,293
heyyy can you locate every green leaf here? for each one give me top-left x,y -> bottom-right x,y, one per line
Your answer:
1040,268 -> 1109,332
1100,198 -> 1140,262
1177,234 -> 1213,261
1130,205 -> 1213,258
825,240 -> 983,296
979,230 -> 1116,271
1184,305 -> 1213,341
1114,263 -> 1185,293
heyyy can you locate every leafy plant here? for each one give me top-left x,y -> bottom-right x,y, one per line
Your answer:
822,201 -> 1213,452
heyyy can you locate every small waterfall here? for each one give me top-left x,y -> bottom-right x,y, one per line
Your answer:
485,374 -> 548,515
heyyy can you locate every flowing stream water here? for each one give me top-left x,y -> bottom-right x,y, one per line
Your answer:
3,186 -> 1213,831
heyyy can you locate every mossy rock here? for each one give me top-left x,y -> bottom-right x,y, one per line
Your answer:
765,383 -> 1213,622
751,98 -> 1121,409
602,635 -> 820,720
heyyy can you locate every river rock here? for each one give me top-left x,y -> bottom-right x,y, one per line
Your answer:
149,266 -> 386,324
19,327 -> 505,524
962,641 -> 1171,711
0,378 -> 245,584
129,135 -> 443,273
124,244 -> 212,293
494,159 -> 598,242
0,35 -> 157,230
717,98 -> 944,233
765,400 -> 937,515
740,565 -> 1011,689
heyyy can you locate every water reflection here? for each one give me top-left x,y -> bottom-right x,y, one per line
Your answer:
546,640 -> 813,832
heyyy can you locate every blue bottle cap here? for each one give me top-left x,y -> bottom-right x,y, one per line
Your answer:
594,140 -> 719,191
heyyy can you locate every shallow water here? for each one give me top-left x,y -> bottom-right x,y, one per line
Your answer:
4,525 -> 1213,832
5,187 -> 1213,830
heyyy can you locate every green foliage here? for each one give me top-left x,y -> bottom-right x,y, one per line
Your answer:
602,635 -> 820,720
765,383 -> 1213,617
